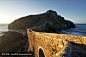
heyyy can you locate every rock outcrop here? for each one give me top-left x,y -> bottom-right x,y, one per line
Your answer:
0,31 -> 28,52
8,10 -> 76,32
65,20 -> 76,28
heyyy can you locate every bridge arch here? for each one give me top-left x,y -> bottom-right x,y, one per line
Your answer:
38,47 -> 45,57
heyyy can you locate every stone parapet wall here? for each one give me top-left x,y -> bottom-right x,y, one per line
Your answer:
41,33 -> 86,45
27,29 -> 72,57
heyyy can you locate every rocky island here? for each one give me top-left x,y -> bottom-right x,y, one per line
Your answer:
8,10 -> 76,32
0,10 -> 86,57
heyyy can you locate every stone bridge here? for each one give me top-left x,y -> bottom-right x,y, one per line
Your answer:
27,29 -> 86,57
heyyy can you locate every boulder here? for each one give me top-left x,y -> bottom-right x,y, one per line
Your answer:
8,10 -> 76,32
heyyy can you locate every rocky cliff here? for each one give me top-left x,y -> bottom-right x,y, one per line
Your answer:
8,10 -> 76,32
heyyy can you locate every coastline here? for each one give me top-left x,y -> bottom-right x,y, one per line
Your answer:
0,24 -> 86,37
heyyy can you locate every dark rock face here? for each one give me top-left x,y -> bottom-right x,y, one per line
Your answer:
46,10 -> 57,18
0,31 -> 28,52
8,10 -> 76,32
65,20 -> 76,28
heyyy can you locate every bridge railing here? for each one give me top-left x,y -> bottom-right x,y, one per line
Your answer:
41,33 -> 86,45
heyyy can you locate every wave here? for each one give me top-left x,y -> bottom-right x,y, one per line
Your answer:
60,30 -> 85,36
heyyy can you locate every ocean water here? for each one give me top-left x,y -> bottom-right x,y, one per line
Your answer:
0,24 -> 9,36
60,24 -> 86,36
0,24 -> 86,36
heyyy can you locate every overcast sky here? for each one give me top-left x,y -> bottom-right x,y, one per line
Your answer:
0,0 -> 86,24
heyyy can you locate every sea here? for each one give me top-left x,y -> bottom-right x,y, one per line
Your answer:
0,24 -> 9,36
59,24 -> 86,36
0,24 -> 86,36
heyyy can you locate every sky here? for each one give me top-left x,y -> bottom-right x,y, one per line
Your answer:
0,0 -> 86,24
